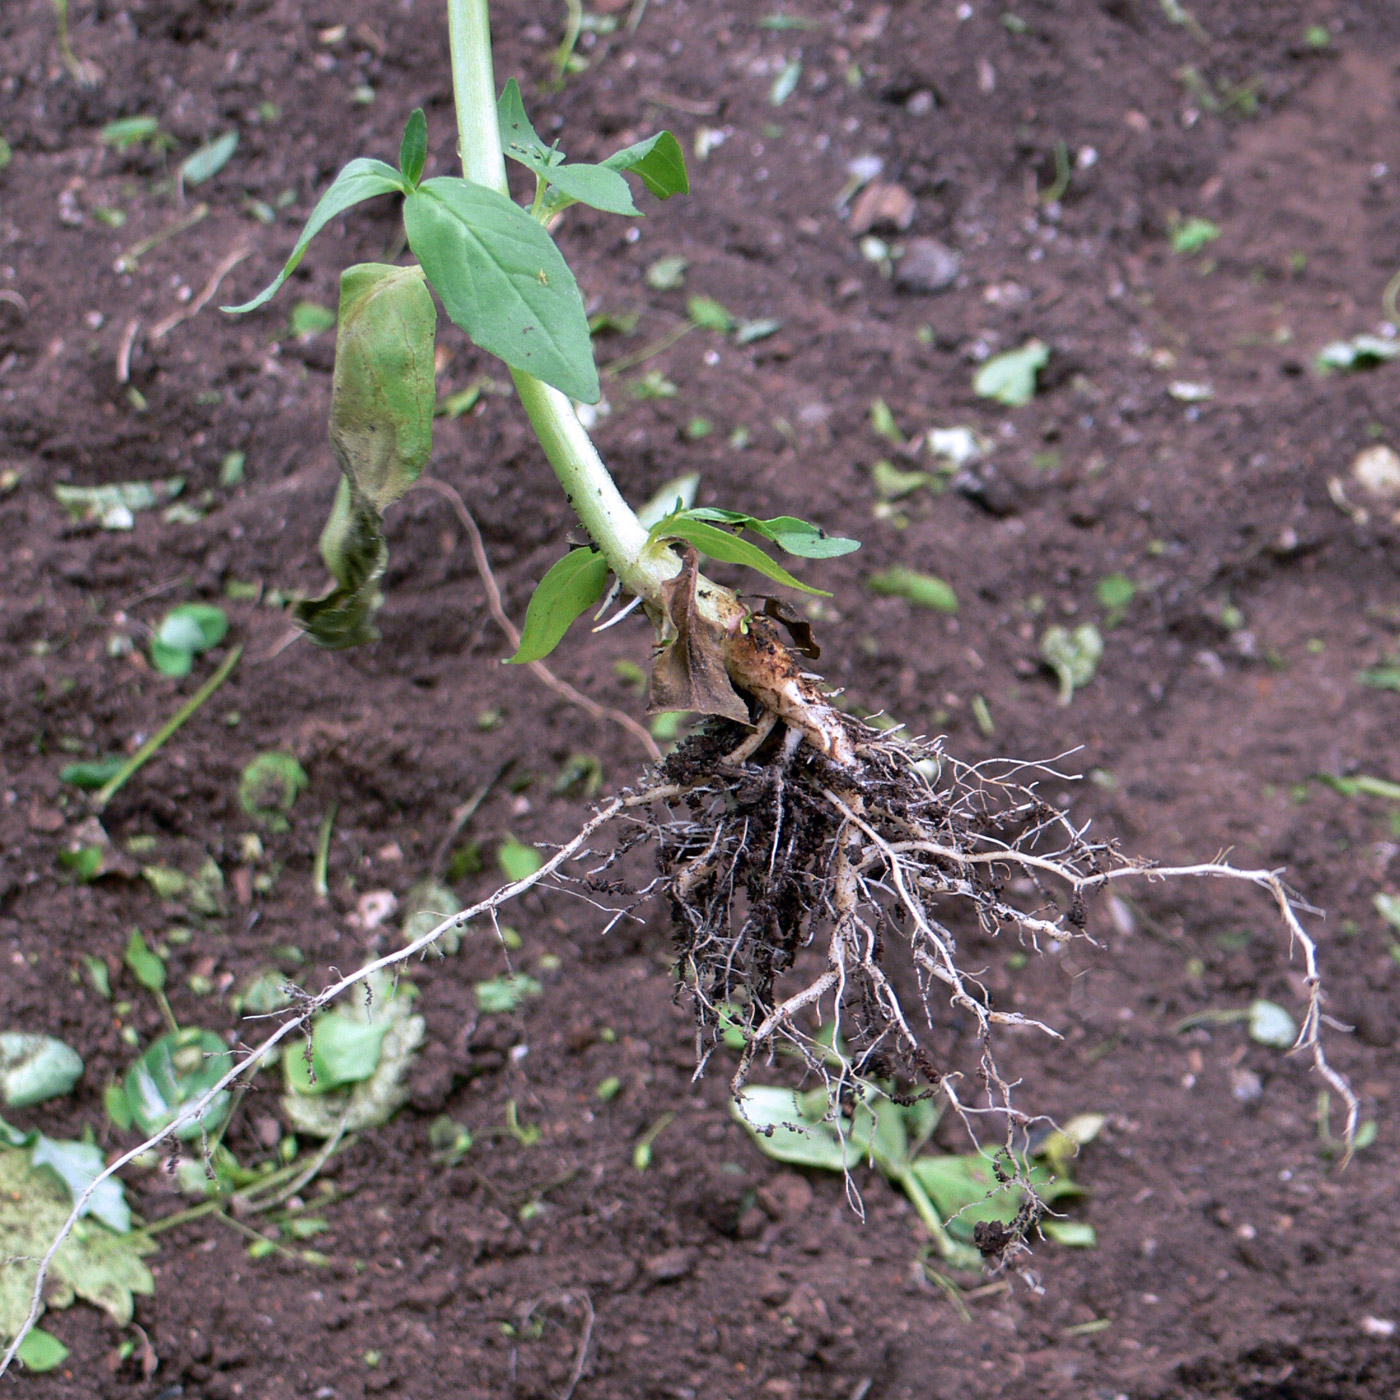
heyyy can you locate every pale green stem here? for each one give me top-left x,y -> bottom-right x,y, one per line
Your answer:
444,0 -> 675,605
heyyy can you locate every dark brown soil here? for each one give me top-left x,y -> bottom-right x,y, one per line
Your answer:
3,1 -> 1399,1397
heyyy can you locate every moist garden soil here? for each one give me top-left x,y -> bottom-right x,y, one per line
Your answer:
3,1 -> 1400,1396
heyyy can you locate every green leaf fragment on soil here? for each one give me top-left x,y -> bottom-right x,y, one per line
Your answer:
0,1146 -> 156,1346
0,1034 -> 84,1109
52,477 -> 184,530
508,548 -> 609,663
283,1010 -> 392,1096
475,974 -> 543,1014
1040,624 -> 1103,704
238,752 -> 308,830
180,130 -> 238,186
645,255 -> 688,290
150,603 -> 228,676
866,566 -> 958,612
1247,999 -> 1297,1048
497,836 -> 544,882
405,176 -> 598,402
687,295 -> 733,333
16,1327 -> 69,1372
280,974 -> 424,1137
59,755 -> 125,789
973,340 -> 1049,406
30,1136 -> 131,1233
122,929 -> 165,993
118,1028 -> 234,1141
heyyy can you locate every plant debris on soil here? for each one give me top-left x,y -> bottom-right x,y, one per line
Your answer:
2,1 -> 1399,1397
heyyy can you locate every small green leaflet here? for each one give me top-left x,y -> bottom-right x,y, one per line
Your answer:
648,512 -> 831,594
405,176 -> 599,403
685,508 -> 860,559
223,158 -> 406,314
123,929 -> 165,993
398,108 -> 427,187
973,339 -> 1049,407
509,548 -> 609,663
17,1328 -> 69,1373
497,80 -> 689,215
497,80 -> 637,216
0,1034 -> 84,1109
179,130 -> 238,187
601,131 -> 689,200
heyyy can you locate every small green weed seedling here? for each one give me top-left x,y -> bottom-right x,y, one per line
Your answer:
728,1019 -> 1099,1271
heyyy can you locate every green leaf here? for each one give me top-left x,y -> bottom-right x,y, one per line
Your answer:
119,1029 -> 234,1141
0,1147 -> 156,1342
283,1010 -> 391,1096
973,340 -> 1049,406
404,176 -> 599,402
1039,623 -> 1103,705
645,254 -> 687,290
100,115 -> 160,150
59,755 -> 124,789
497,836 -> 544,882
398,108 -> 427,187
0,1035 -> 84,1108
910,1152 -> 1056,1240
222,157 -> 406,314
17,1327 -> 69,1372
1248,999 -> 1297,1048
1169,216 -> 1220,255
238,752 -> 308,830
1315,334 -> 1400,372
475,974 -> 543,1014
602,131 -> 689,200
30,1137 -> 130,1233
1095,573 -> 1136,620
123,929 -> 165,993
179,130 -> 238,186
684,508 -> 859,558
289,300 -> 337,337
296,263 -> 437,648
649,514 -> 827,595
280,973 -> 424,1137
866,566 -> 958,612
150,603 -> 228,676
1040,1219 -> 1097,1247
687,295 -> 733,333
732,1086 -> 853,1172
400,879 -> 463,954
52,477 -> 184,529
508,548 -> 609,663
496,88 -> 684,216
542,161 -> 640,216
770,59 -> 802,106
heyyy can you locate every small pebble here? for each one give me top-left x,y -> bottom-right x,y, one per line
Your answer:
894,236 -> 960,293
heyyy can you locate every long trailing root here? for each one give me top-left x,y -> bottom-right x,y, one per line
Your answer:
639,711 -> 1359,1265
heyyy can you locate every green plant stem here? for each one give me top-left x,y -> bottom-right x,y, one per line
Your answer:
313,803 -> 336,902
896,1166 -> 978,1269
445,0 -> 675,607
95,644 -> 243,809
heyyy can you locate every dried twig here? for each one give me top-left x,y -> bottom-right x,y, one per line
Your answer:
151,244 -> 254,341
420,475 -> 661,762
